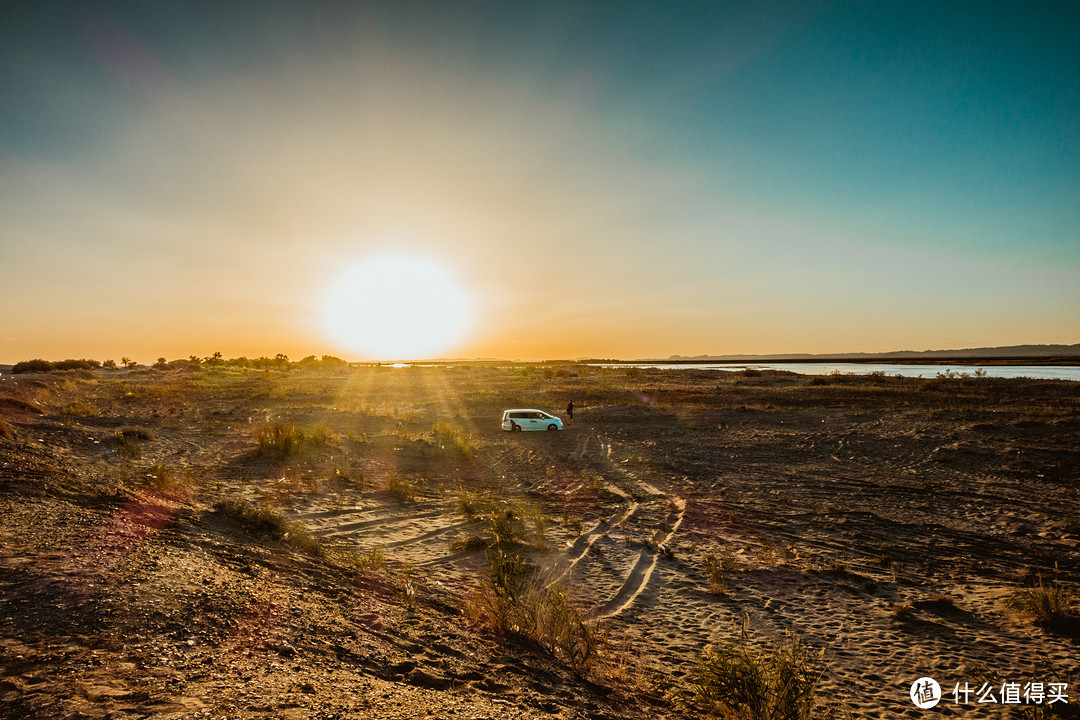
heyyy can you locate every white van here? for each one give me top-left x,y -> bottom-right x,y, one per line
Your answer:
501,409 -> 563,431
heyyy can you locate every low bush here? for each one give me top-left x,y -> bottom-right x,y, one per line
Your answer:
487,506 -> 528,545
256,422 -> 331,458
144,462 -> 192,495
694,633 -> 824,720
12,359 -> 54,374
116,426 -> 153,441
214,498 -> 323,556
450,533 -> 489,551
114,427 -> 152,457
433,422 -> 475,459
705,551 -> 740,594
62,401 -> 97,418
386,472 -> 422,502
888,602 -> 915,622
467,548 -> 607,673
457,492 -> 482,518
348,545 -> 386,573
54,359 -> 101,371
1006,578 -> 1078,635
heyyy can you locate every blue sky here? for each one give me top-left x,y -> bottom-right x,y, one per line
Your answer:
1,1 -> 1077,361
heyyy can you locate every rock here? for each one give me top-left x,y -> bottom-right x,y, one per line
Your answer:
272,642 -> 297,657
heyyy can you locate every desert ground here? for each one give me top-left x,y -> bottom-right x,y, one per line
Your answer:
0,362 -> 1077,719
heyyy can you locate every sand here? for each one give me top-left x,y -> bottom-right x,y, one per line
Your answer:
0,363 -> 1077,718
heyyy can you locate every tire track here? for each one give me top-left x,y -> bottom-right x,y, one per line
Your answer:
592,496 -> 685,619
548,501 -> 640,585
555,429 -> 691,619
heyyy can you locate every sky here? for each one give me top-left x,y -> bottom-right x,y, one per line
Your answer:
1,0 -> 1078,362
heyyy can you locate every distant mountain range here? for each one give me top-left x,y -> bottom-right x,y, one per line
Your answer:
660,343 -> 1080,362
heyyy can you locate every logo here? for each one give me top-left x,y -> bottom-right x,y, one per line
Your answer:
911,677 -> 942,708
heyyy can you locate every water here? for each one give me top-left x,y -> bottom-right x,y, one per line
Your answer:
596,362 -> 1080,382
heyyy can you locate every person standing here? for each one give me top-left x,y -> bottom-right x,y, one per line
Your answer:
566,400 -> 574,421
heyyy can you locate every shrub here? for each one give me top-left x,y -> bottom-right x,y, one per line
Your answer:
386,472 -> 421,502
145,462 -> 170,487
62,401 -> 97,418
256,422 -> 331,458
487,506 -> 527,546
117,426 -> 153,441
114,426 -> 152,457
694,633 -> 824,720
888,603 -> 915,622
214,498 -> 323,556
12,359 -> 54,374
457,492 -> 482,519
54,358 -> 100,370
705,551 -> 740,594
433,422 -> 475,459
141,462 -> 193,498
467,548 -> 607,673
1006,578 -> 1078,634
450,534 -> 489,551
348,545 -> 386,573
11,358 -> 102,375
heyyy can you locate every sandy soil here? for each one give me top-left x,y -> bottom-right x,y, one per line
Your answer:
1,363 -> 1077,719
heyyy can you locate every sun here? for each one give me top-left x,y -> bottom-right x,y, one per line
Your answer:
322,254 -> 474,360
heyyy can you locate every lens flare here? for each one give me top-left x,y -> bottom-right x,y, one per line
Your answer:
322,254 -> 473,360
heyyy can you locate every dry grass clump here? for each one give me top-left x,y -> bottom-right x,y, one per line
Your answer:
0,417 -> 12,439
432,422 -> 475,459
114,426 -> 153,457
256,422 -> 331,458
62,400 -> 97,418
694,633 -> 824,720
214,498 -> 323,556
467,548 -> 607,673
455,492 -> 547,547
705,551 -> 741,594
141,462 -> 194,498
487,506 -> 528,545
385,472 -> 422,502
887,602 -> 915,622
456,491 -> 483,519
1006,578 -> 1078,635
347,545 -> 386,574
450,533 -> 489,552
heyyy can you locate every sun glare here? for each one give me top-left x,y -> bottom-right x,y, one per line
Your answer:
322,254 -> 473,360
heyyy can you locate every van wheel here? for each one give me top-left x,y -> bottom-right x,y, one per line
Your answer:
547,424 -> 558,431
512,424 -> 522,432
